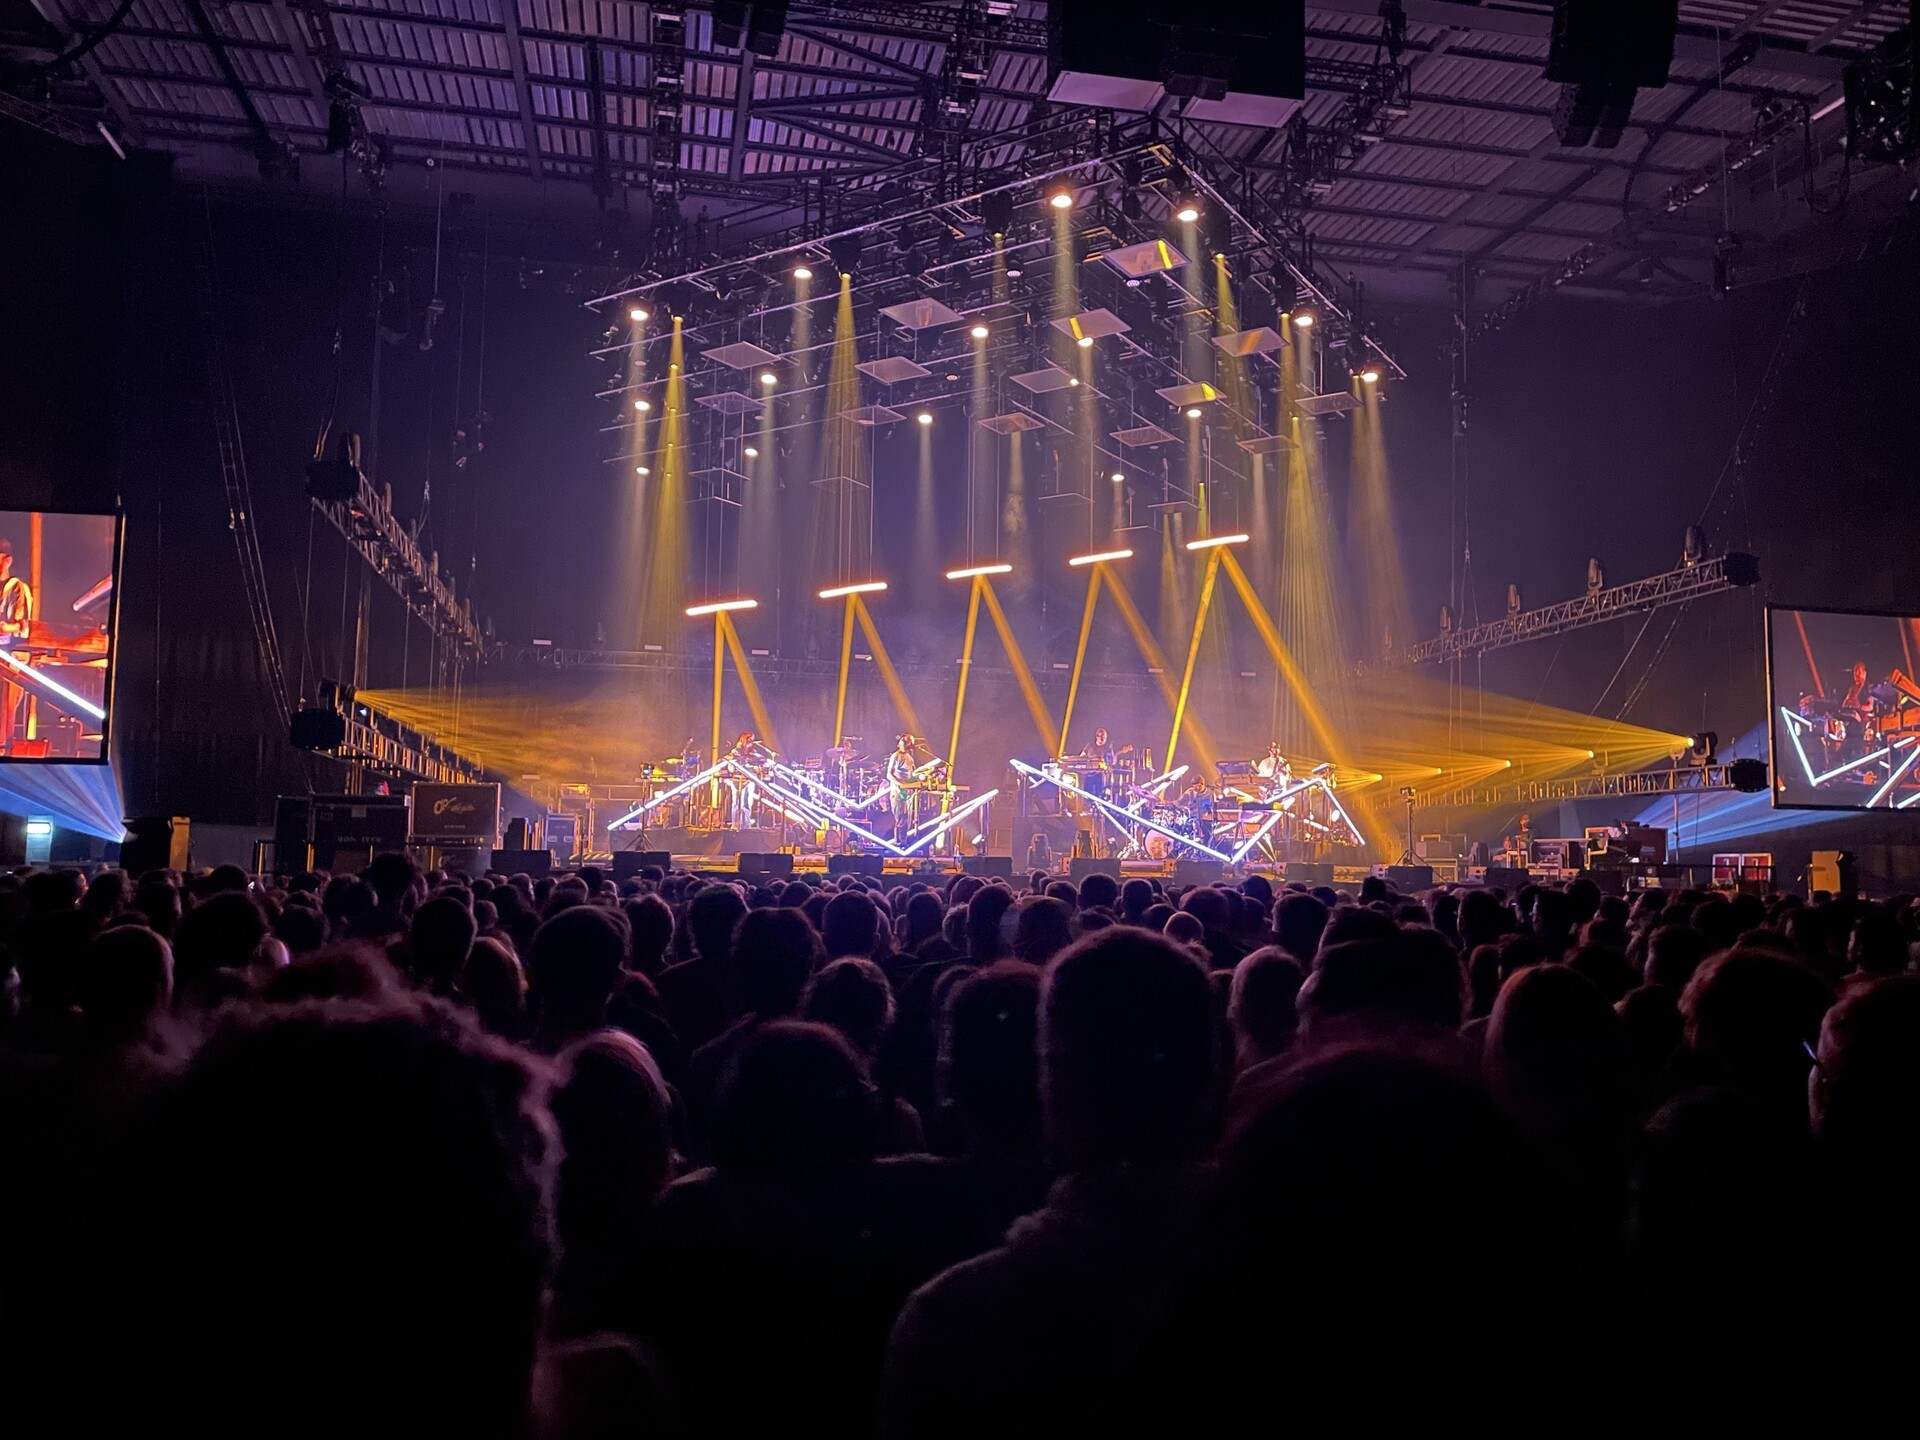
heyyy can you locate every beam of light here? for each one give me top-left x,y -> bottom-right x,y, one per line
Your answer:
1349,373 -> 1412,666
854,595 -> 924,738
0,761 -> 126,842
1814,746 -> 1891,786
763,755 -> 863,812
608,760 -> 730,828
719,613 -> 781,756
1867,739 -> 1920,808
1321,785 -> 1368,850
1780,707 -> 1819,785
946,562 -> 1012,580
833,596 -> 856,747
1901,790 -> 1920,810
1792,610 -> 1824,698
1166,548 -> 1224,772
1142,763 -> 1188,795
1012,759 -> 1231,861
1220,550 -> 1347,765
1068,549 -> 1133,567
684,598 -> 758,616
978,578 -> 1060,756
1101,566 -> 1219,774
814,273 -> 870,585
1059,566 -> 1102,754
818,581 -> 888,599
0,650 -> 105,720
947,576 -> 984,790
1184,533 -> 1249,551
1229,811 -> 1286,866
898,789 -> 1001,856
709,618 -> 724,804
640,317 -> 689,642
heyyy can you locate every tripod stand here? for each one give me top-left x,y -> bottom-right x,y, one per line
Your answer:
1397,790 -> 1418,866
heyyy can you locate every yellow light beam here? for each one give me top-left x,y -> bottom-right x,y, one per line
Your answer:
1100,567 -> 1219,775
833,594 -> 855,747
1167,548 -> 1223,770
719,612 -> 781,755
947,576 -> 984,788
1059,565 -> 1102,751
709,615 -> 724,803
978,577 -> 1060,756
854,594 -> 924,738
1219,549 -> 1348,765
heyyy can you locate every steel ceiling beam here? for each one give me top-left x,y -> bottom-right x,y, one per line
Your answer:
498,0 -> 547,179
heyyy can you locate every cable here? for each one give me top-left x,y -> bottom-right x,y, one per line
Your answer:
27,0 -> 139,75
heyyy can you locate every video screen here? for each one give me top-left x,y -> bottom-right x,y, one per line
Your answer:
0,510 -> 121,763
1768,605 -> 1920,811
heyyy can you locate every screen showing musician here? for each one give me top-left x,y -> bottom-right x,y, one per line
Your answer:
1768,605 -> 1920,811
0,510 -> 120,764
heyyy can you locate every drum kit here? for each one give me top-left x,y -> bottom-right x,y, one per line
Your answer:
1054,753 -> 1357,862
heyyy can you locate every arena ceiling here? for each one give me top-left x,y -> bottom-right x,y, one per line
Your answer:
8,0 -> 1914,306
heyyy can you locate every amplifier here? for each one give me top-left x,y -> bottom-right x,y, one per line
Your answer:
1385,864 -> 1435,892
1285,861 -> 1335,887
739,852 -> 795,878
311,795 -> 410,868
963,855 -> 1014,878
827,854 -> 886,877
1068,857 -> 1121,882
410,783 -> 500,845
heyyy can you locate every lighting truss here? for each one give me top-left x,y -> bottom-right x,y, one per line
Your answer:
1011,758 -> 1230,862
1390,553 -> 1760,667
1413,764 -> 1751,810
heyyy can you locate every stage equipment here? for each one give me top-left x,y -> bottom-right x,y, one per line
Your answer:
1385,864 -> 1434,891
738,852 -> 795,878
611,850 -> 673,881
1410,763 -> 1757,811
1546,0 -> 1679,148
1388,552 -> 1758,667
818,581 -> 888,599
121,816 -> 190,875
828,854 -> 885,877
312,794 -> 411,868
946,563 -> 1013,580
492,849 -> 553,877
1841,24 -> 1914,165
288,685 -> 484,784
410,783 -> 501,846
1014,758 -> 1231,862
1184,533 -> 1249,550
1173,859 -> 1224,885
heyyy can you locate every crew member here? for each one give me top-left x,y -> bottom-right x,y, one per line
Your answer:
886,735 -> 918,843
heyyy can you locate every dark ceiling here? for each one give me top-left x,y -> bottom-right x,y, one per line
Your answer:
8,0 -> 1913,308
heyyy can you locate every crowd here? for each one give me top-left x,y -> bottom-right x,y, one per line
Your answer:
1,853 -> 1917,1436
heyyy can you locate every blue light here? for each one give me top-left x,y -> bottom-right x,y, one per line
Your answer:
0,761 -> 126,842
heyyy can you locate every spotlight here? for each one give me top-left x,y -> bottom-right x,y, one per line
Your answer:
946,563 -> 1013,580
828,234 -> 864,273
744,446 -> 759,458
1068,548 -> 1133,567
1175,201 -> 1200,223
1076,335 -> 1094,349
1184,533 -> 1249,551
1006,263 -> 1024,279
916,412 -> 933,426
1689,731 -> 1720,764
628,306 -> 649,322
792,264 -> 813,280
759,372 -> 778,387
1185,406 -> 1202,419
633,399 -> 650,412
635,465 -> 650,475
1068,378 -> 1080,387
1358,366 -> 1381,384
1111,471 -> 1125,483
1047,186 -> 1074,209
1293,312 -> 1315,328
970,324 -> 989,339
818,581 -> 889,599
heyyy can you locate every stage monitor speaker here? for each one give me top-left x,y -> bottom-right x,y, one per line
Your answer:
1069,857 -> 1121,882
1589,868 -> 1628,897
1174,860 -> 1225,886
491,849 -> 553,877
122,816 -> 190,876
828,854 -> 886,877
738,852 -> 795,879
612,850 -> 673,882
963,855 -> 1014,879
1385,864 -> 1435,892
273,795 -> 313,874
1285,861 -> 1334,887
1482,866 -> 1531,891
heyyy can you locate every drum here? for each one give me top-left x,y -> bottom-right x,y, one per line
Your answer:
1146,831 -> 1174,860
1150,803 -> 1188,832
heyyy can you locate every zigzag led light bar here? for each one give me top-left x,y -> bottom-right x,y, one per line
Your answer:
1011,759 -> 1230,862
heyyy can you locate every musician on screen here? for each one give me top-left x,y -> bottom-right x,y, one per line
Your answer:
0,539 -> 32,752
0,540 -> 32,640
886,735 -> 918,842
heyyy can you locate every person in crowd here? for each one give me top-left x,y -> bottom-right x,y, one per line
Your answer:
882,929 -> 1216,1437
526,906 -> 629,1055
